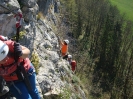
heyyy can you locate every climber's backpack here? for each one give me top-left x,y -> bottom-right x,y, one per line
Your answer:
71,60 -> 76,72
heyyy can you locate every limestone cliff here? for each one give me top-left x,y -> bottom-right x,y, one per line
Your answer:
0,0 -> 86,99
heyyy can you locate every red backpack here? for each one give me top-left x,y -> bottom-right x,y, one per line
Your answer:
71,60 -> 76,71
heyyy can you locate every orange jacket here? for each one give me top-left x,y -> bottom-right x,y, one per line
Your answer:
61,42 -> 68,56
0,40 -> 31,81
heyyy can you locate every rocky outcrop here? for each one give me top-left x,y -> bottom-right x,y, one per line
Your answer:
0,0 -> 86,99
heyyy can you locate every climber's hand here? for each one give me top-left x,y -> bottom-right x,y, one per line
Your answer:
14,42 -> 23,58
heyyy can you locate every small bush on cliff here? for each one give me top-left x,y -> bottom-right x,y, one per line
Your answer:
31,51 -> 39,74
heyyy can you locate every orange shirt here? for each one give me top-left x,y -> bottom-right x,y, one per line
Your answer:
61,42 -> 68,56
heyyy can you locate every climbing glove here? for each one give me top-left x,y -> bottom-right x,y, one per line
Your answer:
14,42 -> 23,58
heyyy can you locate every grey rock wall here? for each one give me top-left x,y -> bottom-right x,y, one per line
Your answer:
0,0 -> 87,99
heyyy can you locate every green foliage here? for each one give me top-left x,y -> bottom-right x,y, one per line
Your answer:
110,0 -> 133,21
19,30 -> 26,38
60,0 -> 78,35
72,75 -> 80,84
12,30 -> 26,41
61,0 -> 133,99
45,56 -> 48,60
31,51 -> 39,74
36,12 -> 45,20
7,3 -> 11,7
56,86 -> 72,99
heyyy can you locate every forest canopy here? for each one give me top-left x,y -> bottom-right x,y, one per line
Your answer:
60,0 -> 133,98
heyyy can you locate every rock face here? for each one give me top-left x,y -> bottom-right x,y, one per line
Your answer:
0,0 -> 86,99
